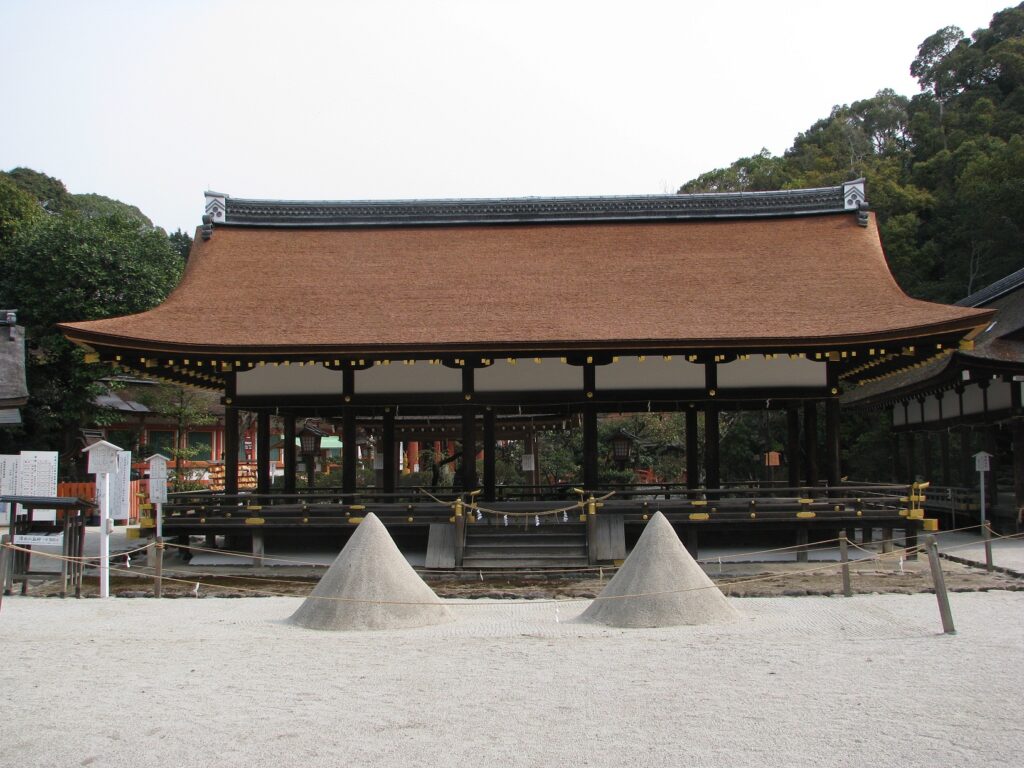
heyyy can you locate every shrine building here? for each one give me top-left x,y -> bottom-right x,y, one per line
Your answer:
57,181 -> 992,565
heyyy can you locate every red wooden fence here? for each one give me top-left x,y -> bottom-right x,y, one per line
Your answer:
57,480 -> 146,523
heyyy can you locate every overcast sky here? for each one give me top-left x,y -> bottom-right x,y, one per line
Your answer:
0,1 -> 1013,234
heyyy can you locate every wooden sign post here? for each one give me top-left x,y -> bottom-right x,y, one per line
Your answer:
974,451 -> 994,571
146,454 -> 169,595
83,440 -> 122,599
146,454 -> 169,538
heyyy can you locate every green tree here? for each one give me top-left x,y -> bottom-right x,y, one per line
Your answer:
0,174 -> 41,243
137,385 -> 217,491
0,211 -> 184,471
168,229 -> 194,261
2,167 -> 73,212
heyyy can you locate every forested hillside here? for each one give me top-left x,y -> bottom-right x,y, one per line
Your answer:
681,4 -> 1024,304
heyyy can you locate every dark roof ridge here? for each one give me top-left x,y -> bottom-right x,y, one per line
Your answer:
202,180 -> 868,229
955,265 -> 1024,308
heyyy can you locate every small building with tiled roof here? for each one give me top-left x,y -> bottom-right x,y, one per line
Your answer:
59,180 -> 990,507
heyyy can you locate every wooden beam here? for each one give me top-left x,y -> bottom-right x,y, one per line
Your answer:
483,409 -> 496,502
224,405 -> 239,496
342,407 -> 357,494
283,413 -> 296,494
686,408 -> 699,490
256,411 -> 270,495
461,404 -> 478,490
825,398 -> 841,487
804,400 -> 818,487
382,409 -> 396,493
787,406 -> 801,488
704,405 -> 720,491
583,404 -> 598,489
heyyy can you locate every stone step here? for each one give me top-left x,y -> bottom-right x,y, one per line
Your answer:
462,524 -> 589,567
461,555 -> 591,569
464,544 -> 587,557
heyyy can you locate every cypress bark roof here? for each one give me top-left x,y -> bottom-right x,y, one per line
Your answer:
59,199 -> 988,357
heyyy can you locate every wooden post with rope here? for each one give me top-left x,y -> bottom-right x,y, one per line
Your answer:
983,521 -> 994,572
839,529 -> 852,597
586,494 -> 598,565
59,513 -> 70,598
0,534 -> 9,612
924,534 -> 956,634
154,537 -> 164,599
453,498 -> 465,568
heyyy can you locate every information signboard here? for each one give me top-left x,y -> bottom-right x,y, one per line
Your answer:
14,533 -> 64,546
112,450 -> 132,521
17,451 -> 58,521
147,454 -> 169,505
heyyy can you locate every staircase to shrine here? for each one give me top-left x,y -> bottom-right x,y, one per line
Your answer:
461,522 -> 589,569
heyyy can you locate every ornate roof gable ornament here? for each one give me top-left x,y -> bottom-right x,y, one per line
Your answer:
843,179 -> 866,209
202,191 -> 228,240
842,179 -> 869,227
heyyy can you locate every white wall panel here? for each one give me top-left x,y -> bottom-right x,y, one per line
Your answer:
476,358 -> 582,392
962,383 -> 985,416
237,364 -> 343,396
988,380 -> 1012,412
357,362 -> 461,394
718,356 -> 826,389
892,404 -> 906,426
596,357 -> 704,390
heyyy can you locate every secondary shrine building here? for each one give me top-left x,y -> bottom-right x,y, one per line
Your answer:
55,181 -> 994,564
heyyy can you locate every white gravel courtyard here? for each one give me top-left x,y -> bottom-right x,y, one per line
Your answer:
0,591 -> 1021,768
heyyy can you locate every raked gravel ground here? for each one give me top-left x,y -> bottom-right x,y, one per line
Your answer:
0,592 -> 1021,768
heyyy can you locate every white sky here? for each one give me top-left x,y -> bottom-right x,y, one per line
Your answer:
0,0 -> 1013,234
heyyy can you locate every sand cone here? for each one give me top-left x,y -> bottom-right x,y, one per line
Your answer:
289,513 -> 454,631
579,511 -> 739,628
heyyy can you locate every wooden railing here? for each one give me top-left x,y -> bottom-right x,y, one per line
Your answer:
57,480 -> 148,523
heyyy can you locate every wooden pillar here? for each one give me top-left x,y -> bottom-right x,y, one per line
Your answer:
891,431 -> 901,484
382,409 -> 396,493
704,405 -> 720,491
704,361 -> 719,491
905,431 -> 916,483
1013,385 -> 1024,516
342,407 -> 357,494
583,405 -> 598,489
825,398 -> 841,488
803,400 -> 818,488
787,406 -> 801,488
961,428 -> 973,487
224,405 -> 239,496
940,430 -> 952,487
685,408 -> 699,490
530,428 -> 541,498
461,405 -> 478,490
256,411 -> 270,495
408,441 -> 420,473
922,431 -> 933,483
986,425 -> 999,504
483,409 -> 496,502
1013,420 -> 1024,515
283,413 -> 296,494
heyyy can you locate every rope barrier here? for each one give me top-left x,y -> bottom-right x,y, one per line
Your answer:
1,542 -> 152,564
88,542 -> 925,606
0,527 -> 939,576
5,537 -> 927,607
